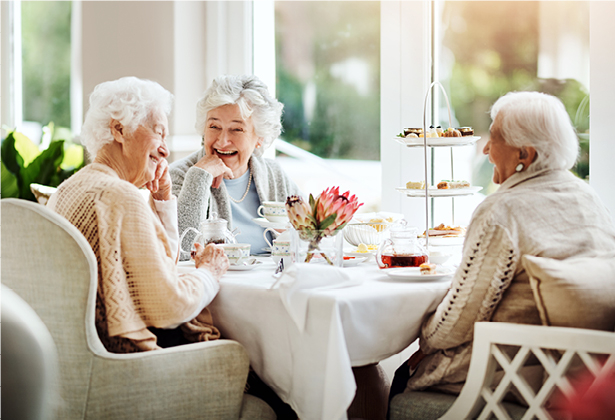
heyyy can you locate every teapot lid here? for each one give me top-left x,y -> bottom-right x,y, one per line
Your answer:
202,212 -> 228,227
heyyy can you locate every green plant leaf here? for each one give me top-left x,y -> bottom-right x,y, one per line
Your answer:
12,131 -> 41,167
61,142 -> 84,169
1,161 -> 19,198
1,132 -> 25,179
21,140 -> 65,200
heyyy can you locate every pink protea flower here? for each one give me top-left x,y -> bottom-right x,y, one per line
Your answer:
285,188 -> 363,263
315,187 -> 363,235
286,195 -> 315,237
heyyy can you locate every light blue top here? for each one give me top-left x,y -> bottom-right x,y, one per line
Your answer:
224,170 -> 271,254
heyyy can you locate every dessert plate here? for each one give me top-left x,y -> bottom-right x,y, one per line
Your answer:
342,256 -> 368,267
383,266 -> 455,281
228,260 -> 263,271
252,217 -> 289,230
396,186 -> 482,197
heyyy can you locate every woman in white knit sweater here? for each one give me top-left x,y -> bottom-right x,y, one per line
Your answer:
388,92 -> 615,413
48,77 -> 229,353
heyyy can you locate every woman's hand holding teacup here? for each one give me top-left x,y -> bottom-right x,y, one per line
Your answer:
192,243 -> 229,281
147,158 -> 173,201
195,154 -> 234,189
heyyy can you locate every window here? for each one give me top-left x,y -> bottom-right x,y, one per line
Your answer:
21,1 -> 73,142
274,1 -> 380,160
438,0 -> 590,196
272,1 -> 382,211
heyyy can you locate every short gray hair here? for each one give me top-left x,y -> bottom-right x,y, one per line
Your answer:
195,75 -> 283,157
80,77 -> 174,158
490,91 -> 579,171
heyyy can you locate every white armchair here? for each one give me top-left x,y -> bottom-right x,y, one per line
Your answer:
390,322 -> 615,420
1,198 -> 274,420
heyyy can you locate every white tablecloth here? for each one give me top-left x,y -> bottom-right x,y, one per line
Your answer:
203,258 -> 451,420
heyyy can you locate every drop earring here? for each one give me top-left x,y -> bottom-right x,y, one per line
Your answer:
515,163 -> 525,172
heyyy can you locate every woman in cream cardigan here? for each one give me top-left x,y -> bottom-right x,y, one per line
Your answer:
170,75 -> 301,258
388,92 -> 615,412
48,77 -> 229,353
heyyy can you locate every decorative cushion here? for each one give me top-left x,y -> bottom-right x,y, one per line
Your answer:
522,254 -> 615,331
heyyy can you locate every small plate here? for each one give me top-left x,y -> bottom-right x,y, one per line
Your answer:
342,256 -> 368,267
228,260 -> 263,271
396,186 -> 483,197
252,217 -> 289,230
345,249 -> 377,258
177,259 -> 263,271
383,266 -> 455,281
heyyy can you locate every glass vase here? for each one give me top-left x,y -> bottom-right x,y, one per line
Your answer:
290,228 -> 344,267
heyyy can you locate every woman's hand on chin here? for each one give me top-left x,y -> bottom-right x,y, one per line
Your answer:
195,154 -> 234,188
193,243 -> 229,281
147,158 -> 173,201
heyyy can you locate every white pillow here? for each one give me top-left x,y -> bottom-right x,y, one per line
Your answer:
522,254 -> 615,332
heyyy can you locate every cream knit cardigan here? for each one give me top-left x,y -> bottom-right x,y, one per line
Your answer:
48,163 -> 220,353
407,168 -> 615,393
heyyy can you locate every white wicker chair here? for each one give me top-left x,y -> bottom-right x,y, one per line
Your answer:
1,198 -> 274,420
440,322 -> 615,420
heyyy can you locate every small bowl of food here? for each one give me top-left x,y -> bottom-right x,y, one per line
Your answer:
343,220 -> 390,247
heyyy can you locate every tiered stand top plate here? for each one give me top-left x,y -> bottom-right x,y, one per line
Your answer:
393,135 -> 480,148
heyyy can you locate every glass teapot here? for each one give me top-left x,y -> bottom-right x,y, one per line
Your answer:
376,223 -> 428,269
180,212 -> 239,256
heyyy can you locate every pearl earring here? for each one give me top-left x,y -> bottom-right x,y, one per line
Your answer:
515,163 -> 525,172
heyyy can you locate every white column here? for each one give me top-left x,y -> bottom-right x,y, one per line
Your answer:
204,1 -> 253,84
589,1 -> 615,217
1,0 -> 23,134
380,1 -> 431,222
171,1 -> 208,155
70,0 -> 83,136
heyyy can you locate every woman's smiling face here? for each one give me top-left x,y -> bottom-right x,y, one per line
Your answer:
203,104 -> 262,177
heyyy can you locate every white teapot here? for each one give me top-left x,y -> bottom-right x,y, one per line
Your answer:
180,212 -> 239,257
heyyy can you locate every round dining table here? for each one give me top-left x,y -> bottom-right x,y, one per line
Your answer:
180,256 -> 453,420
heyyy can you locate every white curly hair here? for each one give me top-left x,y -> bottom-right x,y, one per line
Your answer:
195,75 -> 283,157
490,91 -> 579,171
80,76 -> 174,158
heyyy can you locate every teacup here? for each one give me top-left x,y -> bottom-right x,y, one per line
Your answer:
220,243 -> 251,265
257,201 -> 288,223
271,240 -> 292,257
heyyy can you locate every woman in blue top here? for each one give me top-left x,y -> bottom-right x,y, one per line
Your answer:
170,75 -> 301,257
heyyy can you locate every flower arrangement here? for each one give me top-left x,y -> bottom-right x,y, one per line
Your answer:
286,187 -> 363,263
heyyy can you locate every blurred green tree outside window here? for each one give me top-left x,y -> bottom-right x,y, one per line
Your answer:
438,1 -> 589,194
274,1 -> 380,161
22,1 -> 72,129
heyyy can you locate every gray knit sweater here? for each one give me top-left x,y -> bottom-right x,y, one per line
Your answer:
406,167 -> 615,393
170,149 -> 301,259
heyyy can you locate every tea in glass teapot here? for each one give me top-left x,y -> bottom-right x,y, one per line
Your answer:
376,223 -> 428,269
180,212 -> 239,256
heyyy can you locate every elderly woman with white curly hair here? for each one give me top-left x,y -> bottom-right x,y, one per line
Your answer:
387,91 -> 615,418
170,75 -> 301,257
48,76 -> 229,353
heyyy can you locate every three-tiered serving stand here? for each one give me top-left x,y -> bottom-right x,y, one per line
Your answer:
394,82 -> 482,247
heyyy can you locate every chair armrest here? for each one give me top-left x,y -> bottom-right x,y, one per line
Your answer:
86,339 -> 249,419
